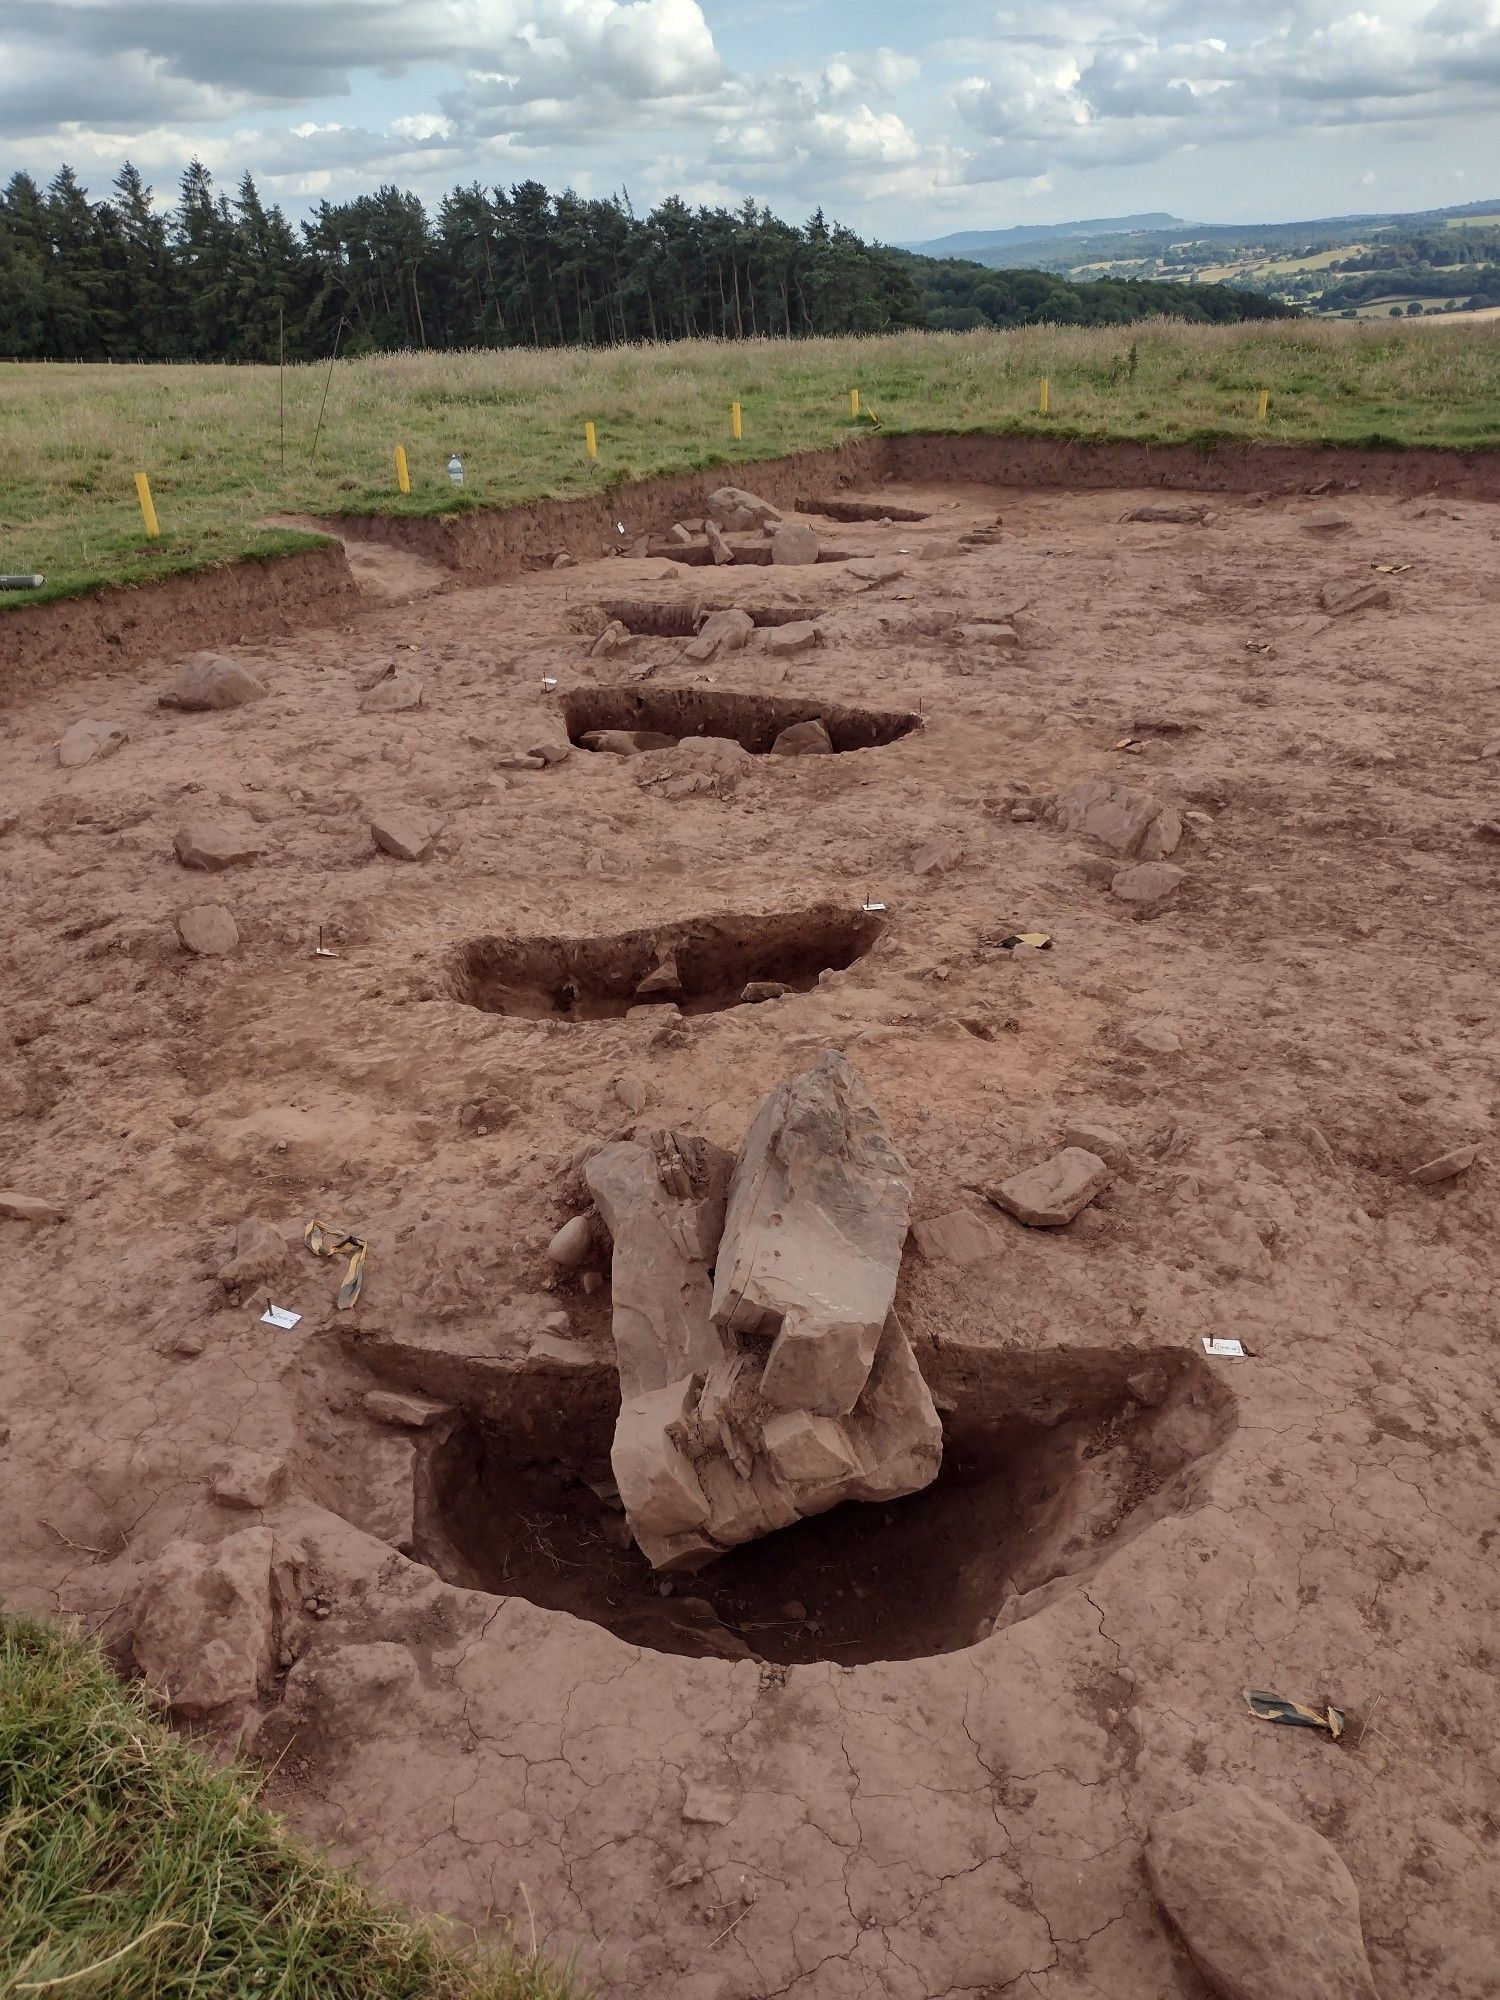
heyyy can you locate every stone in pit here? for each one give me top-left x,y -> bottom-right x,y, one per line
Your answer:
1146,1787 -> 1379,2000
685,608 -> 755,663
986,1148 -> 1112,1227
771,719 -> 832,757
581,729 -> 676,755
762,621 -> 820,656
712,1050 -> 911,1416
770,522 -> 820,566
705,486 -> 781,532
158,654 -> 267,710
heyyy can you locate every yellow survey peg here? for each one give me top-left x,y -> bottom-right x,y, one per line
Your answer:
134,472 -> 160,539
1257,388 -> 1270,422
585,420 -> 598,460
1039,377 -> 1050,416
731,400 -> 742,441
393,444 -> 410,493
849,388 -> 860,419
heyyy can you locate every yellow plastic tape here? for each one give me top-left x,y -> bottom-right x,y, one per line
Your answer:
305,1220 -> 367,1309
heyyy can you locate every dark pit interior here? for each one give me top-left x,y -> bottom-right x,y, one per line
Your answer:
563,686 -> 922,756
595,599 -> 826,637
799,497 -> 930,523
411,1344 -> 1236,1664
448,904 -> 883,1019
645,542 -> 853,566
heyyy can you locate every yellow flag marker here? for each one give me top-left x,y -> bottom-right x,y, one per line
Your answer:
1039,377 -> 1050,416
134,472 -> 160,539
585,420 -> 598,460
393,444 -> 410,493
1257,387 -> 1270,422
849,387 -> 860,419
731,400 -> 742,441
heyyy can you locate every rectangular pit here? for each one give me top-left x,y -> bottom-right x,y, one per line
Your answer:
562,686 -> 922,756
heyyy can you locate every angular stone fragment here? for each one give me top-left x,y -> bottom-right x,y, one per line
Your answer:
174,817 -> 263,871
685,608 -> 755,662
910,1209 -> 1005,1266
358,670 -> 423,713
130,1527 -> 277,1718
712,1051 -> 910,1415
771,522 -> 820,565
1146,1788 -> 1379,2000
1054,777 -> 1180,861
1061,1120 -> 1131,1171
546,1214 -> 598,1269
370,808 -> 435,861
1321,579 -> 1390,617
158,654 -> 267,710
771,719 -> 832,757
704,520 -> 734,564
952,622 -> 1020,649
362,1389 -> 450,1428
705,486 -> 781,532
986,1148 -> 1112,1227
845,556 -> 904,584
1301,509 -> 1352,533
57,719 -> 128,768
1411,1144 -> 1480,1185
1119,502 -> 1210,524
0,1190 -> 65,1224
581,729 -> 676,755
762,620 -> 820,655
177,904 -> 239,956
1112,861 -> 1186,908
216,1216 -> 288,1293
211,1449 -> 288,1510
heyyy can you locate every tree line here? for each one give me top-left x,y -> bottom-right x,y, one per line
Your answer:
0,160 -> 1292,363
907,254 -> 1297,328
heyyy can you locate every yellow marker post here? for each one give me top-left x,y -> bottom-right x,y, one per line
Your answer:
1257,388 -> 1270,423
394,444 -> 410,494
585,421 -> 598,461
1039,377 -> 1050,417
134,472 -> 160,539
731,401 -> 742,441
849,388 -> 860,420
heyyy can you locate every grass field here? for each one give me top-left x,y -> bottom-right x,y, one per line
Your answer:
0,1615 -> 579,2000
4,318 -> 1499,608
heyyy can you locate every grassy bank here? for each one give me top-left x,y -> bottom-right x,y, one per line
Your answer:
0,1616 -> 579,2000
3,318 -> 1498,607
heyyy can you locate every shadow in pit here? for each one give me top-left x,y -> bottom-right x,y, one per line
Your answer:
563,686 -> 921,756
448,904 -> 882,1020
412,1342 -> 1236,1665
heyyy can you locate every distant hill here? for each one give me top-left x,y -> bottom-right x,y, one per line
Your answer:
904,216 -> 1179,257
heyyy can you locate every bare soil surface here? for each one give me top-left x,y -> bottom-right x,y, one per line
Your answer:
3,471 -> 1499,1998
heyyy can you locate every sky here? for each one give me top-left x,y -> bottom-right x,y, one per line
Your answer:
3,0 -> 1499,240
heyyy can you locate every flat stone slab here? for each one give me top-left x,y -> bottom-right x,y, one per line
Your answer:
986,1148 -> 1112,1227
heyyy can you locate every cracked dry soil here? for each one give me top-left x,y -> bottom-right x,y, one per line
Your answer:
2,471 -> 1499,1998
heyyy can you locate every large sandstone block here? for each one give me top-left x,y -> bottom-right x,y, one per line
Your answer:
130,1527 -> 277,1717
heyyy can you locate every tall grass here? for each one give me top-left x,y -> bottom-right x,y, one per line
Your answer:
2,318 -> 1497,606
0,1615 -> 581,2000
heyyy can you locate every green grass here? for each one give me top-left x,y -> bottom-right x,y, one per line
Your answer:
0,1616 -> 581,2000
4,318 -> 1499,608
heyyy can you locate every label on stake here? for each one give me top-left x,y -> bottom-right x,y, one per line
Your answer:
261,1304 -> 302,1329
1203,1336 -> 1245,1357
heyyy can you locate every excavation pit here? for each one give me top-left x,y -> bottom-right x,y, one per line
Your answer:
563,686 -> 922,756
595,599 -> 827,637
645,542 -> 854,566
799,497 -> 930,522
412,1343 -> 1236,1664
448,905 -> 883,1020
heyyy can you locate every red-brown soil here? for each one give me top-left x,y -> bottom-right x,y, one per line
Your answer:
2,465 -> 1498,1998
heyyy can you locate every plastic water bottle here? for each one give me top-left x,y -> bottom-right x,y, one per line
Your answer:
447,453 -> 464,488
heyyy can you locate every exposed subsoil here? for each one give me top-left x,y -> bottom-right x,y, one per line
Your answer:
3,461 -> 1500,2000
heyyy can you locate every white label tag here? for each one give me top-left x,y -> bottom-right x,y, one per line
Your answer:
261,1305 -> 302,1329
1203,1336 -> 1245,1357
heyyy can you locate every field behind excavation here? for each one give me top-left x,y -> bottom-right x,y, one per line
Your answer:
4,317 -> 1499,606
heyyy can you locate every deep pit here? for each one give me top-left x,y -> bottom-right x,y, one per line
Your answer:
411,1343 -> 1236,1664
563,686 -> 922,756
799,497 -> 930,523
593,599 -> 826,638
644,541 -> 854,566
448,904 -> 883,1019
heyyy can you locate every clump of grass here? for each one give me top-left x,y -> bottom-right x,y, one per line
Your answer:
2,318 -> 1497,608
0,1615 -> 581,2000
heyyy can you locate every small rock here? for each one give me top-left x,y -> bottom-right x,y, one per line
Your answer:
770,522 -> 820,566
216,1217 -> 288,1294
682,1782 -> 738,1826
1061,1121 -> 1131,1171
131,1527 -> 276,1718
0,1191 -> 65,1224
1126,1022 -> 1181,1056
771,718 -> 833,757
358,671 -> 423,714
986,1148 -> 1112,1228
704,519 -> 734,565
547,1215 -> 598,1269
613,1073 -> 648,1114
637,948 -> 683,999
527,741 -> 570,767
1112,861 -> 1186,909
845,556 -> 904,585
705,486 -> 781,532
581,1271 -> 605,1296
911,835 -> 964,875
174,818 -> 262,872
910,1209 -> 1006,1266
1119,502 -> 1209,525
590,620 -> 637,657
762,620 -> 820,656
370,808 -> 435,862
581,729 -> 677,755
363,1390 -> 450,1428
1411,1144 -> 1480,1186
741,980 -> 790,1004
166,1331 -> 206,1358
669,523 -> 694,545
666,1860 -> 705,1889
1301,509 -> 1352,533
57,719 -> 128,768
552,552 -> 577,569
1125,1365 -> 1169,1407
211,1450 -> 288,1510
158,655 -> 267,711
177,904 -> 239,956
1321,579 -> 1390,617
685,608 -> 755,663
780,1599 -> 808,1621
527,1332 -> 596,1367
952,622 -> 1020,649
0,813 -> 18,838
1146,1787 -> 1379,2000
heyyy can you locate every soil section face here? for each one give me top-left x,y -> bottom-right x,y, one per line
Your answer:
2,471 -> 1499,1999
